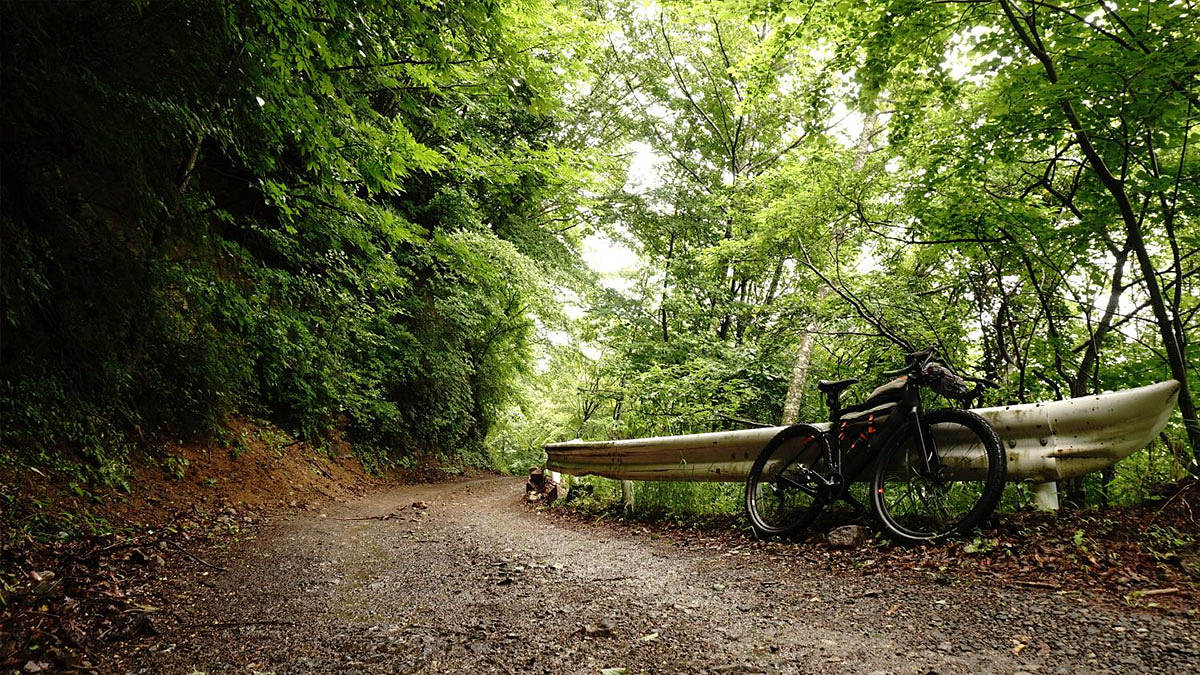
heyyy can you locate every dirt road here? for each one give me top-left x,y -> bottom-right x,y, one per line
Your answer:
106,476 -> 1197,673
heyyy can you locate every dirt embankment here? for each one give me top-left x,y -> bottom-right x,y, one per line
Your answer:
0,421 -> 471,673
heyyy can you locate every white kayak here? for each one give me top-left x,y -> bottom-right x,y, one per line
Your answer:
545,380 -> 1181,483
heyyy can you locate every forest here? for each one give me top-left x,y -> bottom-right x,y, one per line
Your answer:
3,1 -> 1200,671
2,0 -> 1197,511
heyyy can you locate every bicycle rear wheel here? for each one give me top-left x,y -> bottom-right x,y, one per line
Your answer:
871,408 -> 1006,543
744,424 -> 832,538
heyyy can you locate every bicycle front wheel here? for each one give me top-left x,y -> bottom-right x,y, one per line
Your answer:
744,424 -> 832,539
871,408 -> 1006,543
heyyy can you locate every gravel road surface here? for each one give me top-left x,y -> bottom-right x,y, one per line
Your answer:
106,476 -> 1199,673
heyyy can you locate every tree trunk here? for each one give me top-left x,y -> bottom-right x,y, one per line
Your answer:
780,112 -> 878,425
660,232 -> 675,343
781,320 -> 819,425
781,287 -> 832,424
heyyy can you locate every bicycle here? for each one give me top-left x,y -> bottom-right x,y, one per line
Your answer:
744,347 -> 1006,544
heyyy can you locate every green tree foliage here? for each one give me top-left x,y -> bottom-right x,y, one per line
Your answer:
3,0 -> 1196,503
846,0 -> 1199,447
1,0 -> 595,477
491,0 -> 1197,507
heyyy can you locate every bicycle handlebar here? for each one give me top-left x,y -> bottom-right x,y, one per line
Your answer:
879,348 -> 1000,401
880,347 -> 939,378
962,375 -> 999,389
905,347 -> 937,364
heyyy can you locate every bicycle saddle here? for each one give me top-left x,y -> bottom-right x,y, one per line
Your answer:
817,378 -> 859,394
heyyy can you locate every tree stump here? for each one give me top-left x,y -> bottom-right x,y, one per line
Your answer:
526,467 -> 560,503
526,467 -> 545,495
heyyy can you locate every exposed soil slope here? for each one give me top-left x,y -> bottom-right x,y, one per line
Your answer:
100,476 -> 1198,674
0,423 -> 459,673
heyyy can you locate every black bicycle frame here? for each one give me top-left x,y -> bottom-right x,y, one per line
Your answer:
808,369 -> 939,501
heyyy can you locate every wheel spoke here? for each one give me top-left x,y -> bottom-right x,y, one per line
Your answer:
745,427 -> 832,537
873,410 -> 1005,543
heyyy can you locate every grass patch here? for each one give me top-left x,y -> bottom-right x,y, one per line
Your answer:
558,476 -> 744,528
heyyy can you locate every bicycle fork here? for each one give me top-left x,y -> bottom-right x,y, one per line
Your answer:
910,406 -> 943,479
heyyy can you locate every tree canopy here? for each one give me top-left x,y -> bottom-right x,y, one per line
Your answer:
2,0 -> 1196,498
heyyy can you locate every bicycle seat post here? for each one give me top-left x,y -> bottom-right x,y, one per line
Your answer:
817,378 -> 859,420
825,390 -> 841,418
